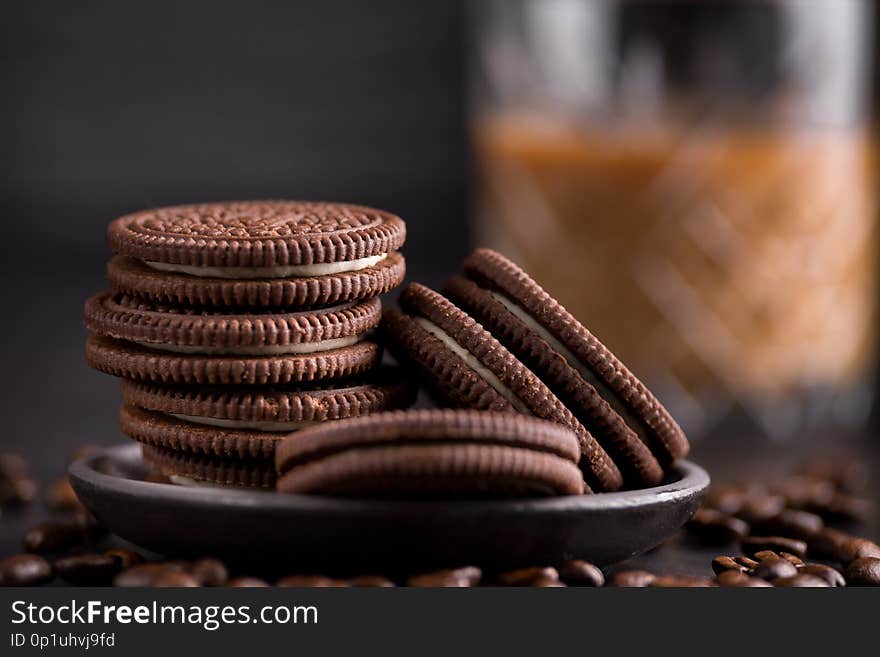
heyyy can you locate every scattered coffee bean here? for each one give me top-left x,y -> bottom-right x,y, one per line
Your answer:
798,456 -> 869,494
557,560 -> 604,587
806,494 -> 873,524
191,558 -> 228,587
735,495 -> 786,525
407,567 -> 482,587
772,476 -> 834,509
227,577 -> 270,587
687,508 -> 750,544
44,477 -> 83,512
0,454 -> 38,508
753,550 -> 804,567
276,575 -> 348,587
771,574 -> 829,587
608,570 -> 656,587
105,549 -> 144,569
809,528 -> 880,564
0,554 -> 53,586
153,571 -> 201,587
712,556 -> 752,575
650,575 -> 715,587
734,556 -> 759,569
800,564 -> 845,587
843,558 -> 880,587
22,521 -> 87,554
741,536 -> 807,559
752,557 -> 798,581
114,564 -> 177,587
497,566 -> 559,586
345,575 -> 396,587
54,554 -> 121,585
703,485 -> 745,516
715,571 -> 772,587
752,509 -> 823,540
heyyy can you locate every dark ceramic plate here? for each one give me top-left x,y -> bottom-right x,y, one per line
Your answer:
70,443 -> 709,574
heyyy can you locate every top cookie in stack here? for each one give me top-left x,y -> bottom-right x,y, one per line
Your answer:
84,201 -> 414,487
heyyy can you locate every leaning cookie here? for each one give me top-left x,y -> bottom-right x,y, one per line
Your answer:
105,201 -> 406,305
444,275 -> 664,487
459,249 -> 689,466
380,283 -> 622,492
276,410 -> 586,497
84,292 -> 382,385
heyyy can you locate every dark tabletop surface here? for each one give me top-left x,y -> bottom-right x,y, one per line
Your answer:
2,428 -> 877,582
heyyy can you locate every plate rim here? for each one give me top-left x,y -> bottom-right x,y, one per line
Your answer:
70,443 -> 710,515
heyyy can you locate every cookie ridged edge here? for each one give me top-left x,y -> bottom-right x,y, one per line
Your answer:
464,249 -> 689,464
84,292 -> 381,348
86,334 -> 381,385
107,252 -> 406,307
141,444 -> 276,488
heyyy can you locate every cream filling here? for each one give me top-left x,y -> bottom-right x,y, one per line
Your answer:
145,253 -> 387,279
168,474 -> 228,488
136,334 -> 361,356
170,413 -> 317,432
413,317 -> 530,414
490,291 -> 649,440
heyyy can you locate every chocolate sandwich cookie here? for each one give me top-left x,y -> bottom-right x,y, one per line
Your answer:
459,249 -> 689,467
380,283 -> 622,492
106,252 -> 406,308
141,444 -> 276,488
276,410 -> 586,497
106,200 -> 405,302
119,375 -> 417,439
84,292 -> 382,385
444,275 -> 664,487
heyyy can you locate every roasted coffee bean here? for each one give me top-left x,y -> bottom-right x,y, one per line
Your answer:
346,575 -> 396,587
153,571 -> 201,587
532,577 -> 566,587
44,477 -> 83,512
0,453 -> 29,479
687,508 -> 750,544
806,494 -> 873,523
0,554 -> 53,586
1,477 -> 38,507
772,476 -> 835,509
753,550 -> 804,567
497,566 -> 560,586
703,485 -> 745,515
798,456 -> 869,494
716,571 -> 772,587
753,558 -> 798,581
407,567 -> 482,587
735,495 -> 786,525
752,509 -> 823,540
843,558 -> 880,586
712,556 -> 748,575
227,577 -> 270,587
609,570 -> 656,587
191,558 -> 228,587
557,560 -> 604,587
105,549 -> 144,569
114,564 -> 169,587
800,564 -> 846,587
23,521 -> 87,554
276,575 -> 348,587
734,556 -> 759,569
54,554 -> 121,585
809,528 -> 880,564
650,575 -> 715,587
771,574 -> 829,587
741,536 -> 807,559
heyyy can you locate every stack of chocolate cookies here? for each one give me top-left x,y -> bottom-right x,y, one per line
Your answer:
380,248 -> 690,494
84,201 -> 416,487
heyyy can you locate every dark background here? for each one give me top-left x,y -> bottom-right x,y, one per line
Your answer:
0,1 -> 466,475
